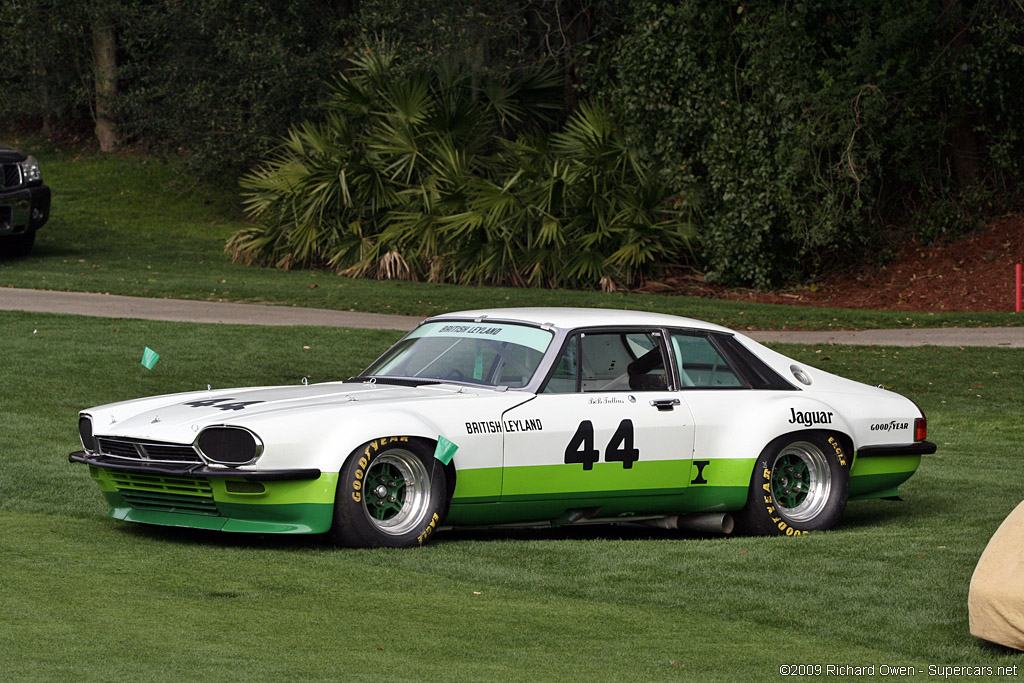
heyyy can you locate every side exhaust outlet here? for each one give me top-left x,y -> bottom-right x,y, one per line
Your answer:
645,513 -> 735,535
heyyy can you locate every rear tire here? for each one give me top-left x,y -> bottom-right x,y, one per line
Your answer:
734,433 -> 850,536
332,437 -> 446,548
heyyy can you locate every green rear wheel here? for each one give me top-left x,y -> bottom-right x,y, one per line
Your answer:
735,433 -> 850,536
769,442 -> 832,522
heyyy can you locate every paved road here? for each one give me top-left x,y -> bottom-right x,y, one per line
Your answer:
1,287 -> 423,330
3,287 -> 1023,347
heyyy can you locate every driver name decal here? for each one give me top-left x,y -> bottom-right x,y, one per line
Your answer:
788,408 -> 833,427
465,419 -> 544,434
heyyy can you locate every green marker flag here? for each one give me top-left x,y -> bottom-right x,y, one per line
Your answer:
433,435 -> 458,465
141,346 -> 160,370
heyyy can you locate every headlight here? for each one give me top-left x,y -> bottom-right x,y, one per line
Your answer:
78,415 -> 97,453
195,426 -> 263,466
19,156 -> 41,184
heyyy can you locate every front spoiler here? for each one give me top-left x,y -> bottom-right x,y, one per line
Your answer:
69,450 -> 321,481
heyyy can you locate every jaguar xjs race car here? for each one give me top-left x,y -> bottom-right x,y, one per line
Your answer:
70,308 -> 936,547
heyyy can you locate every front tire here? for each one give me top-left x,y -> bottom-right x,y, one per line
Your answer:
734,433 -> 850,536
333,437 -> 446,548
1,231 -> 35,257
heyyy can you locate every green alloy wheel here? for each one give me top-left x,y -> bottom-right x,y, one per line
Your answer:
333,437 -> 446,548
364,451 -> 429,533
735,433 -> 850,536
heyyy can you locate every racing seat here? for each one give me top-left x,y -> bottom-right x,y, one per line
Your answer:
627,348 -> 667,390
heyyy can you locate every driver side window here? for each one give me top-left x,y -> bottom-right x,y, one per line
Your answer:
542,331 -> 670,393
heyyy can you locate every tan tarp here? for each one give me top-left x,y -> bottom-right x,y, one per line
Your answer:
969,500 -> 1024,651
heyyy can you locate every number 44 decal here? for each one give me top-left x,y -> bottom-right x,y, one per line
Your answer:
564,419 -> 639,470
183,397 -> 264,411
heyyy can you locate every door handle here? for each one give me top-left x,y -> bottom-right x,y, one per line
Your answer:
650,398 -> 680,411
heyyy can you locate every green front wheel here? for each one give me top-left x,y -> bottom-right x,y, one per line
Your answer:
333,437 -> 447,548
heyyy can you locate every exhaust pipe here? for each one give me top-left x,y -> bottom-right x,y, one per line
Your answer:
646,513 -> 734,535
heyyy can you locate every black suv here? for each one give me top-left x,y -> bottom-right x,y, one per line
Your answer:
1,147 -> 51,256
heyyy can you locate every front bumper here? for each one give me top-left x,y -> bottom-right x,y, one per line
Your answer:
70,451 -> 336,534
70,450 -> 321,481
0,184 -> 50,236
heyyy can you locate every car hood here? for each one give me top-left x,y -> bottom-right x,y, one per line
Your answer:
85,380 -> 515,442
0,147 -> 27,163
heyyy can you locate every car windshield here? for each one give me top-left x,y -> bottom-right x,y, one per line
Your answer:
361,321 -> 553,388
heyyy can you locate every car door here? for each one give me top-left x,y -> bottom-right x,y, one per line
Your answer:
500,328 -> 695,512
666,330 -> 801,510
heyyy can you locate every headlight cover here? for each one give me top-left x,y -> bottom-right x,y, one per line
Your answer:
78,415 -> 97,453
20,156 -> 42,184
195,426 -> 263,467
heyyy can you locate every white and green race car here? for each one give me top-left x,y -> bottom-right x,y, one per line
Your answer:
71,308 -> 935,547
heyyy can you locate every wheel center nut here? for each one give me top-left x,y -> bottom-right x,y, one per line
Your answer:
374,484 -> 388,498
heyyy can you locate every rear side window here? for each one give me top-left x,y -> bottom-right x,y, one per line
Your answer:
670,332 -> 743,388
714,334 -> 796,390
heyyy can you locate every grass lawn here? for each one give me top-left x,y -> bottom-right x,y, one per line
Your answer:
1,309 -> 1021,681
1,147 -> 1020,330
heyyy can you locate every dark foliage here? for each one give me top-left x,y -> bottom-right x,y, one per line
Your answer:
3,0 -> 1023,287
586,0 -> 1024,286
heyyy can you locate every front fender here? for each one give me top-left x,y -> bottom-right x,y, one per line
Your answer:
249,408 -> 447,473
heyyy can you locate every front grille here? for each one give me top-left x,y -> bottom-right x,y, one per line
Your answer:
2,163 -> 21,189
109,471 -> 218,515
96,437 -> 202,464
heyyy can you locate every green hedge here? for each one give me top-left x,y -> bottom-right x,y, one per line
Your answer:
4,0 -> 1023,288
586,0 -> 1024,287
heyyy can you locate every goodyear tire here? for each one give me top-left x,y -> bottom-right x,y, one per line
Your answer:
333,437 -> 446,548
734,432 -> 850,536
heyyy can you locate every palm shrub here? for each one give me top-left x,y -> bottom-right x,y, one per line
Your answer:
230,46 -> 695,289
230,47 -> 560,273
430,103 -> 696,288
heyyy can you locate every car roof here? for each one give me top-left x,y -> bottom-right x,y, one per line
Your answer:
429,307 -> 736,335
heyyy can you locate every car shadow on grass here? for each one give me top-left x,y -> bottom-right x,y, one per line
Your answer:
111,501 -> 926,550
114,522 -> 337,550
839,496 -> 934,531
113,518 -> 725,550
433,523 -> 717,545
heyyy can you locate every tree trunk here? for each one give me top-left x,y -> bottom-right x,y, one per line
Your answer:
91,14 -> 119,152
943,0 -> 980,186
556,0 -> 595,113
337,0 -> 355,17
